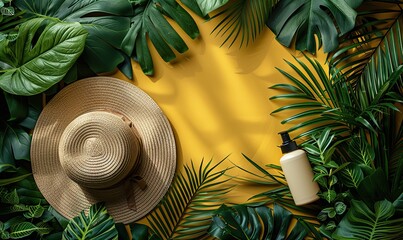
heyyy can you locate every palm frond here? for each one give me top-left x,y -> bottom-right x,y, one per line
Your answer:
328,1 -> 403,87
210,0 -> 278,48
147,157 -> 232,240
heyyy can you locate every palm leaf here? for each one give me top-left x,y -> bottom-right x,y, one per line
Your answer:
62,203 -> 118,240
328,1 -> 403,86
210,0 -> 278,48
208,203 -> 309,240
333,200 -> 403,240
146,158 -> 232,239
122,0 -> 199,75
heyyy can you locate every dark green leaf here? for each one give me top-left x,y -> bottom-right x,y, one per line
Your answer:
3,93 -> 27,121
122,0 -> 199,75
335,202 -> 346,215
333,200 -> 403,240
267,0 -> 363,53
339,163 -> 364,189
208,203 -> 308,240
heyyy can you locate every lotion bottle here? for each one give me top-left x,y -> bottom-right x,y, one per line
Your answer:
278,131 -> 320,205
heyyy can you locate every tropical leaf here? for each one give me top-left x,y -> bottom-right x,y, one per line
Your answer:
195,0 -> 229,16
0,122 -> 31,164
267,0 -> 363,53
122,0 -> 199,75
333,200 -> 403,240
14,0 -> 132,76
328,1 -> 403,86
208,203 -> 308,240
210,0 -> 278,48
0,18 -> 87,95
117,223 -> 161,240
339,163 -> 364,189
146,158 -> 231,239
62,202 -> 118,240
9,221 -> 52,239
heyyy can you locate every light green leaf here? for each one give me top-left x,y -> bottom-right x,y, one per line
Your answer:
196,0 -> 229,16
0,18 -> 87,95
15,0 -> 132,75
9,222 -> 37,239
62,203 -> 117,240
267,0 -> 363,53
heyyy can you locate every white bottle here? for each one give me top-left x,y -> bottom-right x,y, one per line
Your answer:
278,131 -> 320,205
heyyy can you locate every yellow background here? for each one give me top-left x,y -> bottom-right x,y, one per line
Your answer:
113,14 -> 327,203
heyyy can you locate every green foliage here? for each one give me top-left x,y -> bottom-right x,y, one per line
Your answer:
0,18 -> 87,96
267,0 -> 363,53
328,1 -> 403,85
62,203 -> 118,240
333,200 -> 403,240
122,0 -> 199,75
210,0 -> 278,48
0,182 -> 66,239
14,0 -> 133,78
116,223 -> 161,240
147,158 -> 232,239
208,203 -> 308,240
194,0 -> 229,16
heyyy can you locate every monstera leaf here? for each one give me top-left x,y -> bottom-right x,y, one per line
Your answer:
122,0 -> 199,75
62,203 -> 117,240
0,18 -> 87,96
195,0 -> 229,16
14,0 -> 133,75
267,0 -> 363,53
333,200 -> 403,239
209,204 -> 308,240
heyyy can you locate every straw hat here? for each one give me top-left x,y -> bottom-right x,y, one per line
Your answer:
30,76 -> 176,224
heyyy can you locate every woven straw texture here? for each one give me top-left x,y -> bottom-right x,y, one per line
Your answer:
31,77 -> 176,224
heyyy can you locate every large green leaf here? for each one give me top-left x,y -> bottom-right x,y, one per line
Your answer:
195,0 -> 229,16
0,18 -> 87,95
14,0 -> 132,75
333,200 -> 403,239
0,122 -> 30,163
208,204 -> 308,240
146,158 -> 231,239
267,0 -> 363,53
62,203 -> 118,240
210,0 -> 278,48
122,0 -> 199,75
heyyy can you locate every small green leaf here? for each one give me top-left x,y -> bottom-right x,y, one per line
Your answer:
319,190 -> 336,203
334,202 -> 346,215
9,222 -> 37,239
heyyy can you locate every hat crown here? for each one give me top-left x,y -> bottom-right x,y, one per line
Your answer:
59,111 -> 140,189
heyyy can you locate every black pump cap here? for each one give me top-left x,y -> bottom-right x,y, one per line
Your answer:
278,131 -> 298,153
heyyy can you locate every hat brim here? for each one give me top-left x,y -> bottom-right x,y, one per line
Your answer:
31,76 -> 176,224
